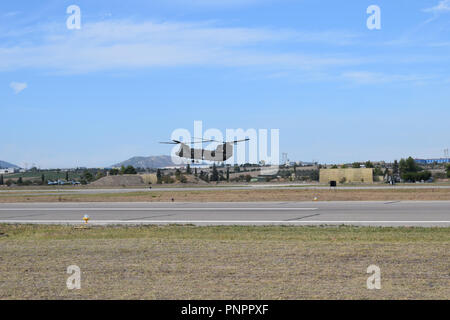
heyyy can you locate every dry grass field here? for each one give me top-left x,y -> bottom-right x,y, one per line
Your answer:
0,225 -> 448,300
1,187 -> 450,203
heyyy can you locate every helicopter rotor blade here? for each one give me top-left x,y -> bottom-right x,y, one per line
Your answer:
191,137 -> 221,143
231,138 -> 250,144
161,137 -> 250,145
160,139 -> 206,145
159,139 -> 181,144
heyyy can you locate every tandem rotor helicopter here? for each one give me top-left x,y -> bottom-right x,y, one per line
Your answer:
160,137 -> 250,163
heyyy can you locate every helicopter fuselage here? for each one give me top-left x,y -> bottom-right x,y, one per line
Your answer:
176,142 -> 233,162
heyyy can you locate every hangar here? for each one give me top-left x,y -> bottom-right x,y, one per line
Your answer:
319,168 -> 373,184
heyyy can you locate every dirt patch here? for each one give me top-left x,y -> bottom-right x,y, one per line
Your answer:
2,188 -> 450,203
89,175 -> 145,187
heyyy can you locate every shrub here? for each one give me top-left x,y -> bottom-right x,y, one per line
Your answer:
402,171 -> 432,182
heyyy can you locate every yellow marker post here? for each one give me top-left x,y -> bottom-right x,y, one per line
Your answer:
83,214 -> 90,224
313,197 -> 318,201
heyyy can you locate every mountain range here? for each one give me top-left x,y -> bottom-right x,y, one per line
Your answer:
112,155 -> 176,168
0,160 -> 19,169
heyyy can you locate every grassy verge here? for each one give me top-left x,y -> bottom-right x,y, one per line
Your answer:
1,224 -> 448,299
1,188 -> 450,202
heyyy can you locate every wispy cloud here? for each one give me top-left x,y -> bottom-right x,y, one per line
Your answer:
341,72 -> 432,85
0,19 -> 360,74
423,0 -> 450,13
10,82 -> 27,94
428,41 -> 450,47
3,11 -> 20,18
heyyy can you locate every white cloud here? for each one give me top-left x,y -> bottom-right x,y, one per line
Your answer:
0,20 -> 360,74
423,0 -> 450,13
9,82 -> 27,94
3,11 -> 20,18
341,72 -> 431,85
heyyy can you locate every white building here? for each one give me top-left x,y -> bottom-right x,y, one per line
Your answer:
0,168 -> 16,174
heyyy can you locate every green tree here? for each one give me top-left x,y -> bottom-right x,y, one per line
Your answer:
65,171 -> 69,181
365,161 -> 374,168
399,158 -> 407,175
392,160 -> 399,176
210,164 -> 219,182
352,162 -> 361,168
186,164 -> 192,174
41,174 -> 45,184
331,165 -> 338,169
399,157 -> 420,176
226,167 -> 230,182
373,167 -> 383,176
405,157 -> 419,173
156,169 -> 162,184
0,174 -> 3,185
82,171 -> 94,182
123,166 -> 137,174
109,168 -> 119,175
399,157 -> 430,182
402,171 -> 431,182
17,177 -> 23,185
446,164 -> 450,178
341,164 -> 348,168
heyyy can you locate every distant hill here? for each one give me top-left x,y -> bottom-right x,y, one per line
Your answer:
112,155 -> 176,169
0,160 -> 19,169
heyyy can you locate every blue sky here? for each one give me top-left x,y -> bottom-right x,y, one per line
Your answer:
1,0 -> 450,168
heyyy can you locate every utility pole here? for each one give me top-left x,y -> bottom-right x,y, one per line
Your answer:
282,153 -> 288,166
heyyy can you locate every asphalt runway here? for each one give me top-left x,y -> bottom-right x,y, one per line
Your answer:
0,201 -> 449,226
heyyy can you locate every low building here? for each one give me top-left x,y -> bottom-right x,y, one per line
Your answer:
0,168 -> 16,174
415,158 -> 450,165
319,168 -> 373,184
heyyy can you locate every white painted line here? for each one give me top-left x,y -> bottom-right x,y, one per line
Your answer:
0,207 -> 318,211
0,220 -> 449,224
